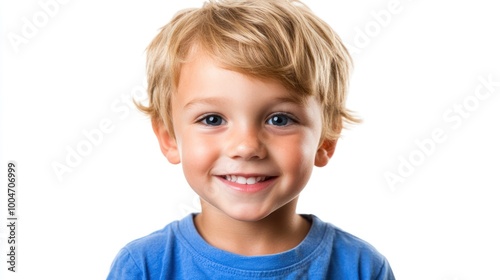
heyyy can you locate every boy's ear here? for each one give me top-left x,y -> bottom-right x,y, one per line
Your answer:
314,139 -> 338,167
152,119 -> 180,164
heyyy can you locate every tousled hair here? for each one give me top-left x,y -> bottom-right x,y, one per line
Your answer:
138,0 -> 360,142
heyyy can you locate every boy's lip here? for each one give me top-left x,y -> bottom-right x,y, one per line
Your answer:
220,173 -> 274,182
215,174 -> 278,193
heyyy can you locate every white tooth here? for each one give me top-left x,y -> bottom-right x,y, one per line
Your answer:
236,176 -> 247,184
257,177 -> 265,182
246,177 -> 256,184
231,175 -> 237,182
225,175 -> 230,181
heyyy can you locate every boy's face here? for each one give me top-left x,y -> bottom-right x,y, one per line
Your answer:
154,51 -> 336,222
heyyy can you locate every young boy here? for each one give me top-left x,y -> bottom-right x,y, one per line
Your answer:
107,0 -> 395,279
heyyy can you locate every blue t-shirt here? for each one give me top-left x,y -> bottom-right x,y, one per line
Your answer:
107,214 -> 395,279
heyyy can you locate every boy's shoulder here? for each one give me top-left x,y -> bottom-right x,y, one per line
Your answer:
106,219 -> 183,279
322,219 -> 394,278
107,214 -> 395,280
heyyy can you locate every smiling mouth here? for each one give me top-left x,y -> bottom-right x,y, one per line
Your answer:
222,175 -> 274,185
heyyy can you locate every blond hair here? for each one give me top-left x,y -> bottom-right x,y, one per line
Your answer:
139,0 -> 360,142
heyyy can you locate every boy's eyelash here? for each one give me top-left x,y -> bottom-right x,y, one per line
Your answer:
195,113 -> 225,124
196,114 -> 214,122
269,112 -> 298,122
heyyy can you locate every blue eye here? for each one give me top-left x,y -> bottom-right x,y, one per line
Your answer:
200,114 -> 225,126
266,114 -> 294,126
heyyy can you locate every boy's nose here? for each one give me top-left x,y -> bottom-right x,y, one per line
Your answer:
225,125 -> 267,161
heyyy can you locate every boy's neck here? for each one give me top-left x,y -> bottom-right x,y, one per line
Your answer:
193,199 -> 311,256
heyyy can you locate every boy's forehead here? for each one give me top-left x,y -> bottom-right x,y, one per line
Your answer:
177,48 -> 309,105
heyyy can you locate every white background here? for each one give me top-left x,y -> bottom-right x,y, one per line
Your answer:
1,0 -> 499,279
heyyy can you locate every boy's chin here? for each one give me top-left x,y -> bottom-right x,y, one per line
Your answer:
201,197 -> 297,223
226,211 -> 272,223
214,204 -> 277,223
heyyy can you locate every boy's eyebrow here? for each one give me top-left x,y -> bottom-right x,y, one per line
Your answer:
183,97 -> 228,110
183,96 -> 304,110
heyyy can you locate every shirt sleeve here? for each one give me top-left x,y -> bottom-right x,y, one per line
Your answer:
106,248 -> 144,280
375,258 -> 396,280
